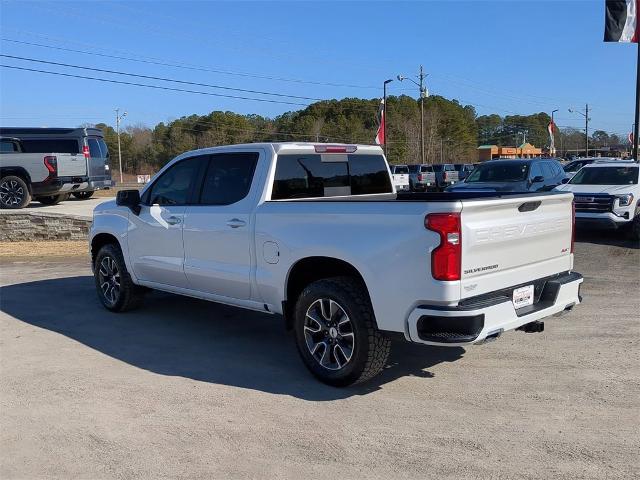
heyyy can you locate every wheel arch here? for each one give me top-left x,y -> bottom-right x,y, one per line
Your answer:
0,167 -> 32,191
282,256 -> 372,331
91,232 -> 122,267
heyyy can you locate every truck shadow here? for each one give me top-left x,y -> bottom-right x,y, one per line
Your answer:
575,229 -> 639,250
0,276 -> 464,400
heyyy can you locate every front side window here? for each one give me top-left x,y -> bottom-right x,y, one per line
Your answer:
541,162 -> 555,178
466,163 -> 529,183
145,156 -> 203,206
199,152 -> 258,205
529,163 -> 544,180
570,166 -> 639,185
272,154 -> 391,200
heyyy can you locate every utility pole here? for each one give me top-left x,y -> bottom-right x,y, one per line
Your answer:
397,66 -> 429,163
551,109 -> 558,157
568,105 -> 590,157
115,108 -> 127,184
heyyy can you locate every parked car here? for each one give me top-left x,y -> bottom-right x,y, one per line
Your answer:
453,163 -> 475,181
432,164 -> 459,190
389,164 -> 410,191
1,136 -> 87,208
446,158 -> 566,192
0,127 -> 112,200
563,158 -> 598,179
90,142 -> 583,386
408,164 -> 437,191
555,161 -> 639,239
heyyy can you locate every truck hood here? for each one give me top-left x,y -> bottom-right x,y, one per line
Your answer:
555,184 -> 634,195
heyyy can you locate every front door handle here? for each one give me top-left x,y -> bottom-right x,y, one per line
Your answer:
166,216 -> 182,225
226,218 -> 246,228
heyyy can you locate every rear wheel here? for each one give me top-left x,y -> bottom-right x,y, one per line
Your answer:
0,175 -> 31,209
72,191 -> 95,200
36,193 -> 70,205
94,243 -> 145,312
293,276 -> 391,386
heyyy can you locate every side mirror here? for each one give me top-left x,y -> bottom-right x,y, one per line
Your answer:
116,189 -> 141,215
531,175 -> 545,183
561,177 -> 570,184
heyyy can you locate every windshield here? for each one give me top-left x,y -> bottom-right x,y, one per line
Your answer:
465,163 -> 529,183
569,166 -> 638,185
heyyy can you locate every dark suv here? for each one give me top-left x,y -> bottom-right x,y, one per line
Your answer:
446,158 -> 566,192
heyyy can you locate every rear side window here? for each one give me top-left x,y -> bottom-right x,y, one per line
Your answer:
0,140 -> 18,152
199,152 -> 258,205
98,139 -> 110,158
87,138 -> 102,158
20,139 -> 79,154
272,154 -> 392,199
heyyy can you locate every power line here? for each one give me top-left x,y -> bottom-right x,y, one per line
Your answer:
1,36 -> 380,90
0,54 -> 327,101
0,64 -> 310,106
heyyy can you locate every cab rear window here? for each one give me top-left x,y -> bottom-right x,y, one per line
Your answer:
20,139 -> 79,154
272,154 -> 392,199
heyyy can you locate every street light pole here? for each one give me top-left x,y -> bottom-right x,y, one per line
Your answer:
568,105 -> 590,157
115,108 -> 127,184
383,79 -> 393,158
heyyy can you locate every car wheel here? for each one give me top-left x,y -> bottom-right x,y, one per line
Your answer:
0,175 -> 31,209
630,212 -> 640,242
36,193 -> 70,205
293,276 -> 391,386
72,191 -> 95,200
94,243 -> 145,312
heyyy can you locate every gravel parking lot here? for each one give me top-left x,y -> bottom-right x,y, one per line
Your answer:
0,233 -> 638,479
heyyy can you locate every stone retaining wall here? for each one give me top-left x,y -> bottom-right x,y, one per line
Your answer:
0,212 -> 91,241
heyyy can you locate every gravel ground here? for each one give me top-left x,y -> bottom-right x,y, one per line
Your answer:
0,232 -> 638,479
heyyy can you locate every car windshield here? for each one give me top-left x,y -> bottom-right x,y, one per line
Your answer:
465,163 -> 529,182
569,166 -> 638,185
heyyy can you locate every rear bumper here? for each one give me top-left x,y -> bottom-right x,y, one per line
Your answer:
406,271 -> 583,346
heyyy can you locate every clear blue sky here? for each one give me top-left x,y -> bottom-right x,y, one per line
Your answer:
0,0 -> 635,137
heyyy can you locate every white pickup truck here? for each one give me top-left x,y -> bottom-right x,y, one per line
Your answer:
90,143 -> 583,386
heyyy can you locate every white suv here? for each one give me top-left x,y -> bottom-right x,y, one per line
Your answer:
555,161 -> 639,240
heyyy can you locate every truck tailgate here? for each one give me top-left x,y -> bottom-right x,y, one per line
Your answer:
56,153 -> 87,177
460,192 -> 574,299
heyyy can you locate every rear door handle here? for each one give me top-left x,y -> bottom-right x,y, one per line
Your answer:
166,216 -> 182,225
226,218 -> 246,228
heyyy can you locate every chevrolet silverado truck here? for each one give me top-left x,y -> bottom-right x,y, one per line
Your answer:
90,143 -> 583,386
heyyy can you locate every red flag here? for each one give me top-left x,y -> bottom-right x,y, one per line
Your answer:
548,120 -> 556,151
375,99 -> 385,145
630,131 -> 635,144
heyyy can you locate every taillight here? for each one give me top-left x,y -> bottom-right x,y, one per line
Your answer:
426,213 -> 461,281
571,201 -> 576,254
443,172 -> 448,181
83,145 -> 90,159
43,156 -> 57,175
417,174 -> 423,181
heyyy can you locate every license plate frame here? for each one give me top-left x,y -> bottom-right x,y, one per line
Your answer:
512,284 -> 534,310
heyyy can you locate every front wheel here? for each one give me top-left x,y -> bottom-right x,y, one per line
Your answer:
36,193 -> 69,205
293,277 -> 391,386
72,191 -> 95,200
94,243 -> 145,312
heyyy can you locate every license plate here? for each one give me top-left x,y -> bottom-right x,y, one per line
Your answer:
513,285 -> 534,309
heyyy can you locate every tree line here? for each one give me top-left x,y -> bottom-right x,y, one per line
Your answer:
91,96 -> 628,174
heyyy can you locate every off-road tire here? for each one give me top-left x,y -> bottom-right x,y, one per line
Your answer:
36,193 -> 70,205
94,243 -> 145,312
293,276 -> 391,387
0,175 -> 31,209
72,190 -> 95,200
